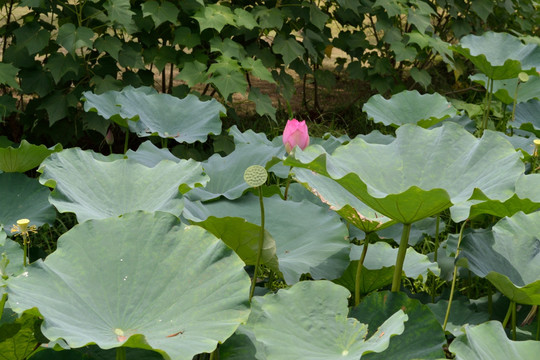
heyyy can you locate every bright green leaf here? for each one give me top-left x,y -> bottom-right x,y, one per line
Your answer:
141,0 -> 179,27
56,24 -> 94,54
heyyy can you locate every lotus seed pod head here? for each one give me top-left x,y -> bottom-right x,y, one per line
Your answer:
283,119 -> 310,153
244,165 -> 268,187
16,219 -> 30,233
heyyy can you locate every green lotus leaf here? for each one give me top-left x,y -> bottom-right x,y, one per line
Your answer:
7,212 -> 251,358
293,167 -> 395,233
0,310 -> 45,360
450,174 -> 540,222
458,211 -> 540,305
249,281 -> 407,359
0,140 -> 62,173
83,86 -> 225,143
38,148 -> 208,222
350,291 -> 446,360
427,298 -> 490,337
31,346 -> 165,360
512,99 -> 540,137
449,321 -> 540,359
453,32 -> 540,79
351,242 -> 440,279
183,194 -> 350,284
333,262 -> 394,296
470,73 -> 540,104
363,90 -> 457,128
0,173 -> 56,233
185,215 -> 278,271
285,123 -> 524,224
186,143 -> 283,201
125,141 -> 180,168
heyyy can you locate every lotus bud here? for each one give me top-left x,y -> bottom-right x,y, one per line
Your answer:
105,128 -> 114,145
282,119 -> 309,153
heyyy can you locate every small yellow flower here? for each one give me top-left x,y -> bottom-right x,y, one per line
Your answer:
11,218 -> 37,236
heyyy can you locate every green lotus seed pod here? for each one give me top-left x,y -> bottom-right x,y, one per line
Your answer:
244,165 -> 268,187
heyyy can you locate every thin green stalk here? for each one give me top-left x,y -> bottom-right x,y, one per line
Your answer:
488,285 -> 493,318
161,138 -> 168,149
511,301 -> 517,340
249,187 -> 265,301
431,213 -> 441,302
116,347 -> 126,360
391,223 -> 412,292
354,236 -> 370,306
123,130 -> 129,154
442,220 -> 468,331
0,293 -> 7,320
536,306 -> 540,341
483,78 -> 494,134
283,166 -> 293,200
502,301 -> 512,328
22,234 -> 28,267
511,82 -> 520,122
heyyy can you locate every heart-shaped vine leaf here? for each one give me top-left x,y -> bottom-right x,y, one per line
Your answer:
7,211 -> 251,359
39,148 -> 208,222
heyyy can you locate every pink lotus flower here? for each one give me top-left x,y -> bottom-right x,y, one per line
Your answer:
283,119 -> 309,153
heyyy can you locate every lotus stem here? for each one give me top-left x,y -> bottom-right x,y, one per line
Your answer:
249,186 -> 265,301
532,306 -> 540,341
431,213 -> 441,302
355,234 -> 370,306
391,223 -> 412,292
22,233 -> 29,267
443,220 -> 468,331
502,301 -> 512,328
511,301 -> 517,340
116,347 -> 126,360
0,293 -> 7,320
283,166 -> 293,200
123,130 -> 129,154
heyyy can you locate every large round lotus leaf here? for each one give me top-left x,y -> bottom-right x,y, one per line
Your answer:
285,123 -> 524,224
350,291 -> 446,360
453,32 -> 540,79
293,167 -> 395,233
363,90 -> 457,128
83,86 -> 225,143
38,148 -> 208,222
184,213 -> 279,270
186,143 -> 283,202
512,99 -> 540,137
0,173 -> 56,233
449,321 -> 540,360
450,174 -> 540,222
470,73 -> 540,104
183,194 -> 350,284
7,211 -> 251,359
0,229 -> 25,296
0,141 -> 62,173
458,212 -> 540,305
125,141 -> 180,168
249,281 -> 407,360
